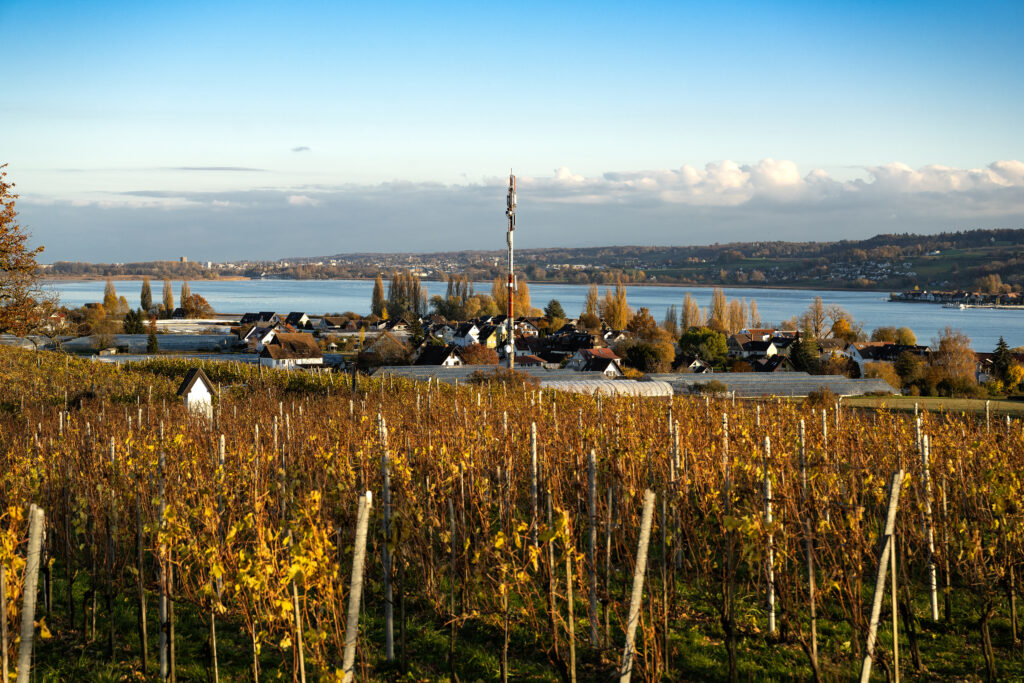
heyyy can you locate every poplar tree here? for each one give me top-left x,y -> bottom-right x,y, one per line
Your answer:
583,284 -> 599,317
707,287 -> 728,333
141,276 -> 153,311
371,274 -> 386,316
681,292 -> 705,330
103,278 -> 118,311
180,280 -> 191,303
162,278 -> 174,315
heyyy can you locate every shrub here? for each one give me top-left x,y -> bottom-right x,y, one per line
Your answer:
804,387 -> 839,408
467,368 -> 540,388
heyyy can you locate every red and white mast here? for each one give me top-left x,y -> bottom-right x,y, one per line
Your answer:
505,172 -> 516,369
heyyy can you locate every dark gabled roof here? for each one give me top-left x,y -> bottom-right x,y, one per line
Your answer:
770,336 -> 797,348
414,344 -> 461,366
584,357 -> 620,373
176,367 -> 214,397
241,311 -> 278,324
321,316 -> 347,327
753,355 -> 793,373
284,312 -> 307,326
744,340 -> 776,353
728,334 -> 751,348
455,322 -> 478,336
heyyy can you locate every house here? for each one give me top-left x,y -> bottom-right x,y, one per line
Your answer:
515,354 -> 547,367
675,355 -> 712,373
387,318 -> 412,334
769,336 -> 798,357
566,348 -> 623,377
743,340 -> 778,359
364,331 -> 411,364
258,333 -> 324,369
452,322 -> 480,348
176,367 -> 215,419
844,341 -> 931,374
284,312 -> 311,329
514,337 -> 542,357
414,344 -> 464,367
515,318 -> 540,337
240,311 -> 279,325
727,334 -> 751,358
476,324 -> 506,349
752,355 -> 795,373
430,322 -> 457,343
241,324 -> 280,352
318,316 -> 349,331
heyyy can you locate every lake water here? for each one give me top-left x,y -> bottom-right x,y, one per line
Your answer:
45,279 -> 1024,350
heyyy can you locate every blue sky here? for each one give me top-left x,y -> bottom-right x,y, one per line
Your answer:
3,1 -> 1023,261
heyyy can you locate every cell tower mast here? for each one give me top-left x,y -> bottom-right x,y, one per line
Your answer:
505,171 -> 516,370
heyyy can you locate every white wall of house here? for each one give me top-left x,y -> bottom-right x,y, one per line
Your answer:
184,382 -> 213,419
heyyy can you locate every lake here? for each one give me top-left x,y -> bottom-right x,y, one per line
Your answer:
45,279 -> 1024,350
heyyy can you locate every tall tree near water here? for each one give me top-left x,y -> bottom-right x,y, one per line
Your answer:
0,164 -> 51,335
681,292 -> 704,330
387,270 -> 427,319
707,287 -> 728,333
103,278 -> 118,311
600,279 -> 631,330
141,277 -> 153,311
162,278 -> 174,315
491,275 -> 531,317
371,274 -> 386,317
180,280 -> 191,304
583,284 -> 599,318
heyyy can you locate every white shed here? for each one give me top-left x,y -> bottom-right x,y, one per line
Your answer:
176,367 -> 215,419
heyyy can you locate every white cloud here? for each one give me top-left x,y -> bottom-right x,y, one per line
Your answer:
19,158 -> 1024,261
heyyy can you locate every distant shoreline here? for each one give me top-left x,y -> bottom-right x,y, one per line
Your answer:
42,275 -> 891,295
42,275 -> 253,282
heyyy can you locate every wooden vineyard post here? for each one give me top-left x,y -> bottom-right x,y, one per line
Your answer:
619,489 -> 655,683
799,419 -> 818,671
158,448 -> 169,683
448,496 -> 459,682
135,480 -> 148,675
604,486 -> 614,648
587,449 -> 599,647
566,519 -> 577,683
940,475 -> 952,623
921,435 -> 939,621
531,422 -> 539,548
379,415 -> 395,662
859,470 -> 905,683
16,504 -> 45,683
1,557 -> 7,683
764,437 -> 775,635
342,492 -> 373,683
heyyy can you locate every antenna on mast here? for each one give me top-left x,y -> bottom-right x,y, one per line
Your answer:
505,172 -> 516,369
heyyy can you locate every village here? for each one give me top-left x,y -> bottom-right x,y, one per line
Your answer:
15,276 -> 1022,401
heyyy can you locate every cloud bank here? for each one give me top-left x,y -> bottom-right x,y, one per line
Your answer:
20,160 -> 1024,262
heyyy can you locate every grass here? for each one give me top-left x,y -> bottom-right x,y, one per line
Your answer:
25,558 -> 1023,681
843,394 -> 1024,417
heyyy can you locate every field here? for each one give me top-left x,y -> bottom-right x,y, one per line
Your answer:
0,346 -> 1022,682
844,395 -> 1024,417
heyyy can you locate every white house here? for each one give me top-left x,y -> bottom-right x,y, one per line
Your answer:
452,322 -> 480,348
565,348 -> 624,377
176,367 -> 215,419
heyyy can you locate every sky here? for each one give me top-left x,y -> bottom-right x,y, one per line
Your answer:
2,0 -> 1023,262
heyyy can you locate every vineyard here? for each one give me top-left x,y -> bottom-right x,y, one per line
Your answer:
0,346 -> 1022,681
